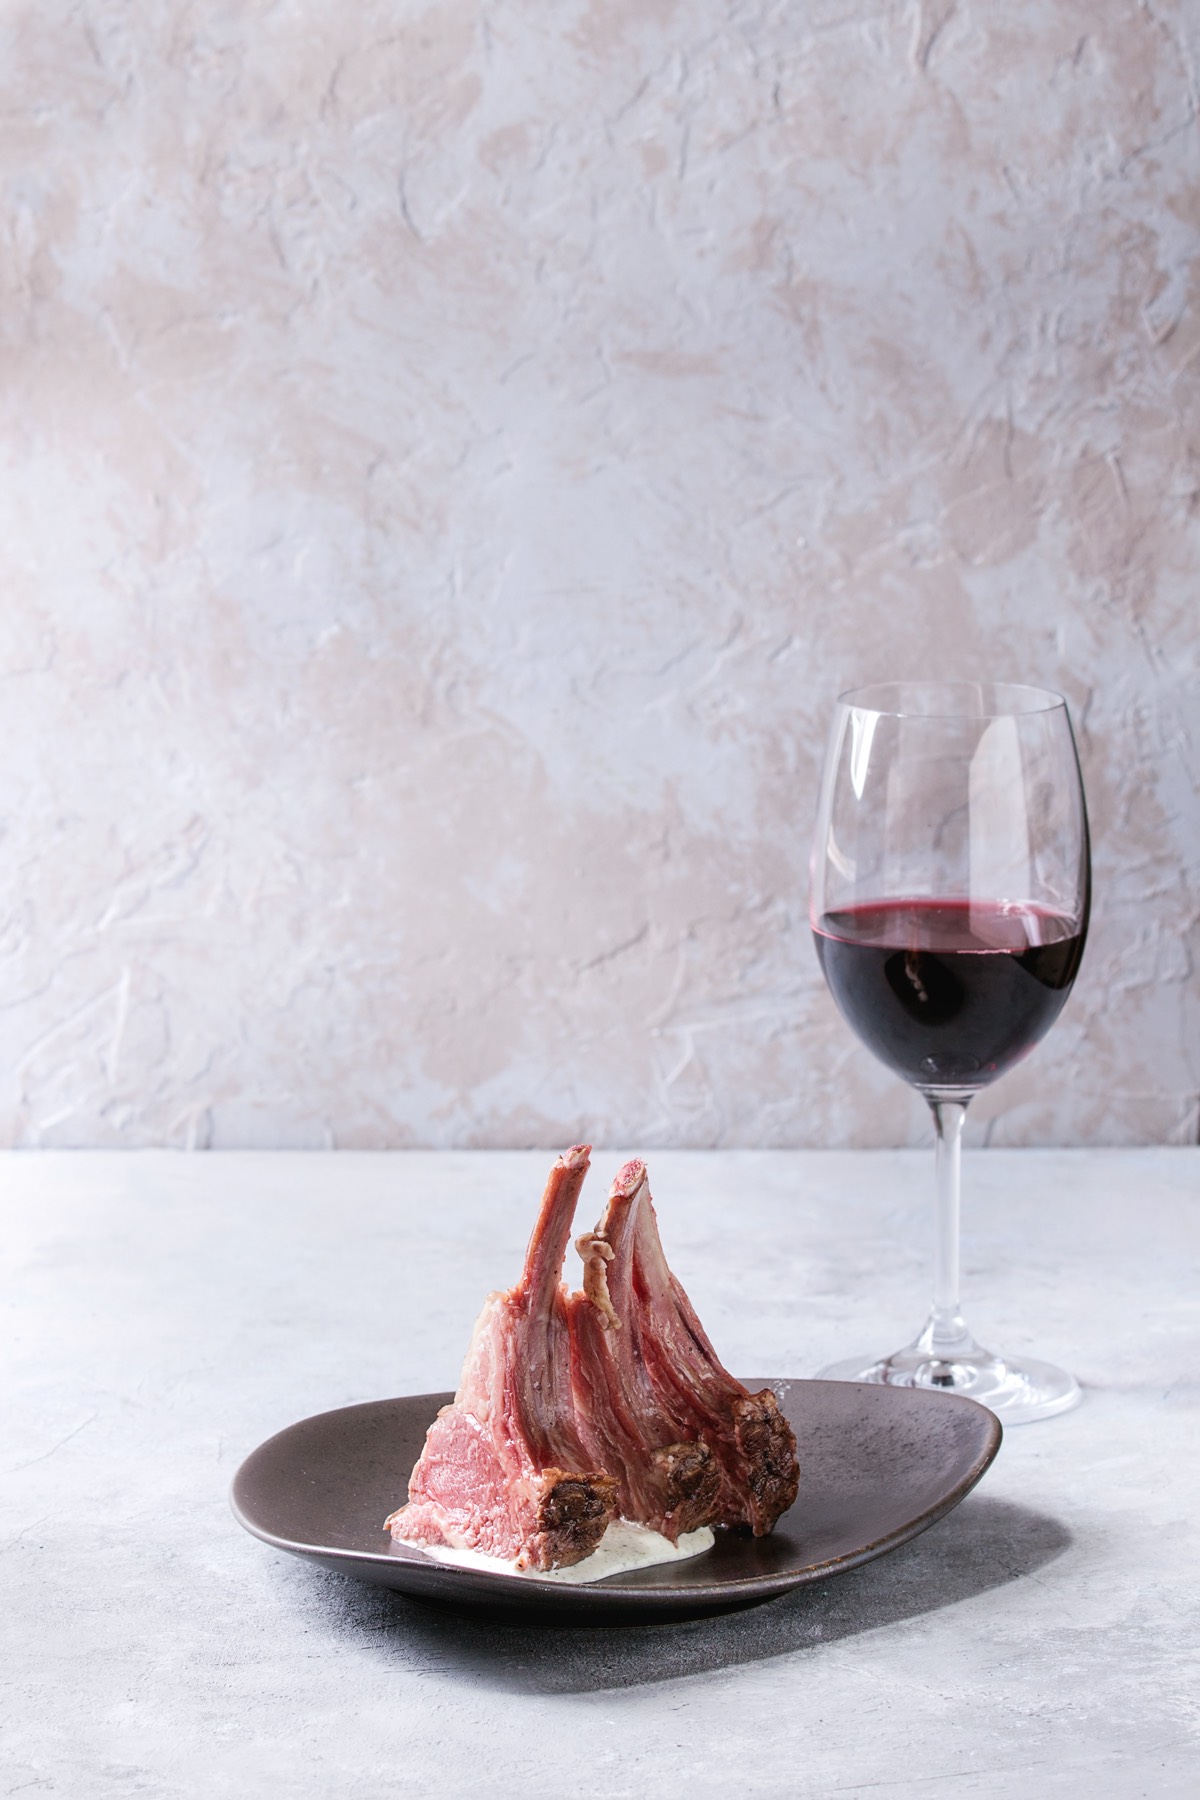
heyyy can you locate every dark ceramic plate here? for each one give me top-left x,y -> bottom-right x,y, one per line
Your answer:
231,1379 -> 1001,1623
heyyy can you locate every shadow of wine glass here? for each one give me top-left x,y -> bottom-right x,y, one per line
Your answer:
288,1494 -> 1070,1695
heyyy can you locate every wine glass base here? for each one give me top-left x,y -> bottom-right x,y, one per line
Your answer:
816,1347 -> 1081,1424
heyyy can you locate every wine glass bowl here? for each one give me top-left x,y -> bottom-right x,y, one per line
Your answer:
810,682 -> 1090,1423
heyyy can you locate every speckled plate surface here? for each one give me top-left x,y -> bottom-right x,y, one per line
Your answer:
231,1379 -> 1001,1623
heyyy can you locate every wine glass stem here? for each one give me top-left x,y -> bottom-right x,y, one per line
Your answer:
927,1097 -> 972,1359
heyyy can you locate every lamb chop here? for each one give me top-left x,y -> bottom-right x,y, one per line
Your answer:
569,1159 -> 799,1538
568,1175 -> 722,1540
386,1145 -> 618,1570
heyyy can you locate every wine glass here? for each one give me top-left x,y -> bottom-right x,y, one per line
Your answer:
810,681 -> 1090,1423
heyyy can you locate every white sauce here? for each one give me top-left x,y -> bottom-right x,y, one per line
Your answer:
400,1518 -> 715,1584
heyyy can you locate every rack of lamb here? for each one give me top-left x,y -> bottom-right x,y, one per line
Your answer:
387,1146 -> 799,1572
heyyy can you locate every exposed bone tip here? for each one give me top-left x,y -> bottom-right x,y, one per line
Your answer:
560,1143 -> 592,1169
610,1157 -> 647,1198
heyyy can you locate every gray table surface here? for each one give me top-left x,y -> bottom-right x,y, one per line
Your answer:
3,1148 -> 1198,1798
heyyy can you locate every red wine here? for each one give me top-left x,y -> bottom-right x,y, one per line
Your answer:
812,899 -> 1086,1090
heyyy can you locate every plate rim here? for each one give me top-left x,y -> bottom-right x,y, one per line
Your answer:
230,1378 -> 1003,1606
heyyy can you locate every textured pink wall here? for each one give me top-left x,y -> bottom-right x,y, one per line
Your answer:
0,1 -> 1196,1147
